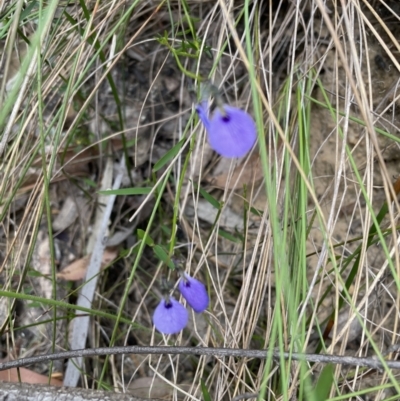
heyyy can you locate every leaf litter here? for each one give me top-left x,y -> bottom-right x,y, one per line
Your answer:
0,1 -> 399,400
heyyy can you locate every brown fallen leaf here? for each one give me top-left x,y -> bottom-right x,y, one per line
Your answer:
101,247 -> 119,265
208,153 -> 264,189
57,247 -> 118,281
0,367 -> 62,386
57,255 -> 89,281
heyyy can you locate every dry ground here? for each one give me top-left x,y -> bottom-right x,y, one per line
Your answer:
0,0 -> 400,400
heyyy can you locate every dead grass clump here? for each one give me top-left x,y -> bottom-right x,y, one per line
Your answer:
0,0 -> 400,399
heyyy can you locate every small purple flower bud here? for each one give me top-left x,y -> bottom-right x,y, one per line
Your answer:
153,297 -> 188,334
196,102 -> 257,158
178,274 -> 209,313
195,101 -> 211,131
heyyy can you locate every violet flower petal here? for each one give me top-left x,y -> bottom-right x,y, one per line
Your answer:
179,274 -> 209,313
208,105 -> 257,158
153,297 -> 188,334
195,101 -> 211,131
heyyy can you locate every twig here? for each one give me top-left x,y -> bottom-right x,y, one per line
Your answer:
1,345 -> 400,372
63,156 -> 125,387
0,381 -> 156,401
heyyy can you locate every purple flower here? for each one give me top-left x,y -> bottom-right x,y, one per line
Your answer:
178,274 -> 209,313
196,101 -> 257,158
153,297 -> 188,334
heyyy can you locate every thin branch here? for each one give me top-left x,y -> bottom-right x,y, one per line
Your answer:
63,156 -> 125,387
1,345 -> 399,372
0,381 -> 156,401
